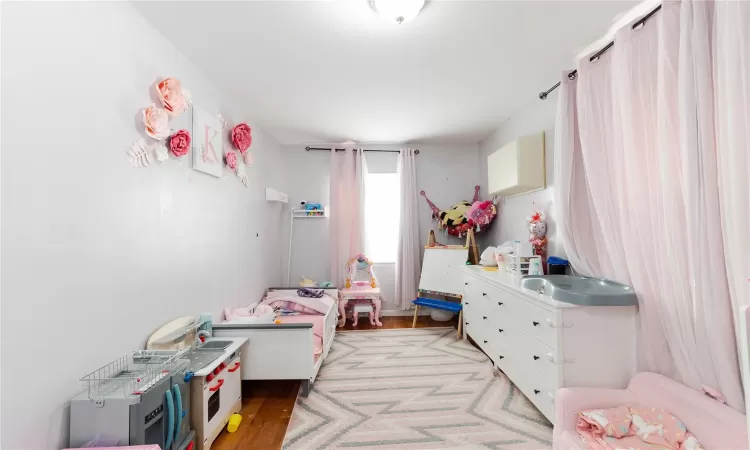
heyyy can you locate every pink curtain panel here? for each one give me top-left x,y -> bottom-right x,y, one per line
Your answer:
553,0 -> 749,410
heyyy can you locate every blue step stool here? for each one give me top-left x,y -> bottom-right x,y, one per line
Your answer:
412,297 -> 463,337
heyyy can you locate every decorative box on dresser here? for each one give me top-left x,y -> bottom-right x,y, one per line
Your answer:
461,266 -> 637,424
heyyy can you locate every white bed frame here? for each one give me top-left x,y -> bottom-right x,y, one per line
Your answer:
212,287 -> 338,396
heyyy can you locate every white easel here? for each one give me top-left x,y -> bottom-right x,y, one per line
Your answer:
418,229 -> 479,297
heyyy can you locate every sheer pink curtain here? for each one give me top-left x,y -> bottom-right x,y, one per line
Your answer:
553,76 -> 602,277
714,0 -> 750,351
329,148 -> 366,287
556,0 -> 744,410
395,149 -> 421,309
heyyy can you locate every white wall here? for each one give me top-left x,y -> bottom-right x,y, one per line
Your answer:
0,3 -> 286,449
478,93 -> 564,258
282,144 -> 481,311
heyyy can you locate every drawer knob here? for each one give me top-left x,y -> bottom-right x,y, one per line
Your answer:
465,302 -> 470,305
483,340 -> 488,344
498,329 -> 504,333
533,321 -> 540,326
498,355 -> 504,359
482,293 -> 487,296
464,282 -> 469,285
534,389 -> 540,395
497,302 -> 504,306
483,316 -> 487,320
465,322 -> 469,325
533,355 -> 540,360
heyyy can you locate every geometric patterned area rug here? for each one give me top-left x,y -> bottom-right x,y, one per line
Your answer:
282,328 -> 552,449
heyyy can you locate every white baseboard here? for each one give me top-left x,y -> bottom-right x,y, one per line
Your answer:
381,309 -> 430,317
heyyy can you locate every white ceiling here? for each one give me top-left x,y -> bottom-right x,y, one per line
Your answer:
134,1 -> 636,145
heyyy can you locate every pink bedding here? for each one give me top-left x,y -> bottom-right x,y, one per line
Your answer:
262,291 -> 335,314
276,314 -> 325,357
223,290 -> 332,359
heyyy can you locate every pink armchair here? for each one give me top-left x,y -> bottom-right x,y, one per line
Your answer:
554,372 -> 747,450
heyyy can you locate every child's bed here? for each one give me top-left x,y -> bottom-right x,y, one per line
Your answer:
212,287 -> 338,396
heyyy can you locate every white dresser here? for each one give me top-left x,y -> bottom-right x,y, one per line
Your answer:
461,266 -> 637,423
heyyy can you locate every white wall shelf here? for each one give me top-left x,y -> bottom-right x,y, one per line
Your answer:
265,187 -> 288,203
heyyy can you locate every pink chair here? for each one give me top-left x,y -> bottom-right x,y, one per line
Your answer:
553,372 -> 747,449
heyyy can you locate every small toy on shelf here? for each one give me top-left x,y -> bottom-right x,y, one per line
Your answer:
300,201 -> 323,216
527,203 -> 548,273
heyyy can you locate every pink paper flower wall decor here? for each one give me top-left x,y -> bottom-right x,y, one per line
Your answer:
143,104 -> 170,140
225,150 -> 238,170
169,129 -> 191,157
130,76 -> 255,190
231,123 -> 252,153
155,77 -> 188,116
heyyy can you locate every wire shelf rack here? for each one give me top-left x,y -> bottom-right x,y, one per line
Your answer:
80,350 -> 181,400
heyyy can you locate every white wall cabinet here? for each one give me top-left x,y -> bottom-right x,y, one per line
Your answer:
487,132 -> 546,197
461,267 -> 637,423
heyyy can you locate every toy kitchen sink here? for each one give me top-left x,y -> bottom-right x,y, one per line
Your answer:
195,340 -> 233,351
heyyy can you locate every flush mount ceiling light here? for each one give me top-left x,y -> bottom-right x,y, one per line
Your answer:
369,0 -> 426,25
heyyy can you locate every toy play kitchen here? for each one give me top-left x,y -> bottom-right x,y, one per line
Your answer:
69,317 -> 247,450
146,317 -> 246,450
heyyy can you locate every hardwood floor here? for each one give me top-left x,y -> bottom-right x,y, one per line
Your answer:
211,379 -> 300,450
338,314 -> 459,331
211,315 -> 458,450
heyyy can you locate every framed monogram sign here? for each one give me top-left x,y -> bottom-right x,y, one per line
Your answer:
192,107 -> 224,177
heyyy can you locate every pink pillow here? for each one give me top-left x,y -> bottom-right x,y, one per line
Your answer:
223,302 -> 260,321
265,300 -> 321,315
252,304 -> 274,317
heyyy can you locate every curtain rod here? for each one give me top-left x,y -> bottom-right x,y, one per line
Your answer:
305,146 -> 419,154
538,4 -> 662,100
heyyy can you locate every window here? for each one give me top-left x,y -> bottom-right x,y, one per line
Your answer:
364,172 -> 400,263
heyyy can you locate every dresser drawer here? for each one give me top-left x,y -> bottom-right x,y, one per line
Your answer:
494,346 -> 519,380
462,275 -> 482,299
516,377 -> 556,422
463,311 -> 481,345
492,321 -> 559,422
515,331 -> 560,393
508,347 -> 557,423
462,278 -> 479,325
484,283 -> 527,321
492,322 -> 522,361
463,298 -> 479,326
517,300 -> 558,348
464,296 -> 494,355
466,315 -> 492,354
